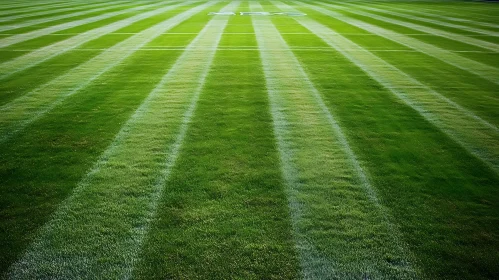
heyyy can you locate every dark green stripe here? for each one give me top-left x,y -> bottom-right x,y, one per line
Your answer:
0,3 -> 220,272
271,1 -> 499,278
0,4 -> 189,105
134,9 -> 300,279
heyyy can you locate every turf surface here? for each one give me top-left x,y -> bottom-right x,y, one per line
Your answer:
0,0 -> 498,279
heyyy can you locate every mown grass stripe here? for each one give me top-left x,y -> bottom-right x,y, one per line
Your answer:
0,47 -> 184,277
370,3 -> 499,30
279,1 -> 499,173
0,1 -> 138,33
405,6 -> 499,29
0,1 -> 154,48
0,13 -> 214,274
48,31 -> 492,37
0,2 -> 191,106
345,3 -> 499,37
296,2 -> 498,129
0,1 -> 185,79
252,1 -> 418,278
134,6 -> 300,279
0,1 -> 214,143
0,2 -> 114,22
14,46 -> 494,53
6,2 -> 235,279
0,1 -> 66,11
0,1 -> 85,16
319,1 -> 499,52
404,3 -> 499,25
272,6 -> 499,279
297,1 -> 499,84
0,1 -> 120,23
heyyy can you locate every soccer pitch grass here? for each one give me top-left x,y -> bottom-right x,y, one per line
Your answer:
0,0 -> 498,278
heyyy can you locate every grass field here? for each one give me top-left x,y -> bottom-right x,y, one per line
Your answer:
0,0 -> 498,279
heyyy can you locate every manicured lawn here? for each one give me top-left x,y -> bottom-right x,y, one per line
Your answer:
0,0 -> 498,279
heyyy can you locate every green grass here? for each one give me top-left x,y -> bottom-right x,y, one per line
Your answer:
0,0 -> 498,279
134,13 -> 299,278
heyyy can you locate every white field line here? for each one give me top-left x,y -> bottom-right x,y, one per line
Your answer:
6,2 -> 237,279
345,3 -> 499,37
0,2 -> 137,32
319,2 -> 499,52
0,1 -> 159,48
252,1 -> 418,279
371,4 -> 499,30
0,1 -> 122,23
0,1 -> 215,143
0,1 -> 186,79
284,2 -> 499,173
297,1 -> 499,84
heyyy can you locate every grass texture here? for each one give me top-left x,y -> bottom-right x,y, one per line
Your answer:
0,0 -> 498,279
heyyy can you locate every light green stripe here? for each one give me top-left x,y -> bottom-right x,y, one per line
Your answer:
0,1 -> 214,143
0,2 -> 82,16
0,1 -> 136,32
7,2 -> 237,279
0,1 -> 185,79
252,1 -> 419,278
0,1 -> 152,48
320,1 -> 499,52
0,1 -> 65,11
0,1 -> 123,23
345,2 -> 499,37
297,1 -> 499,84
277,1 -> 499,173
392,5 -> 499,29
